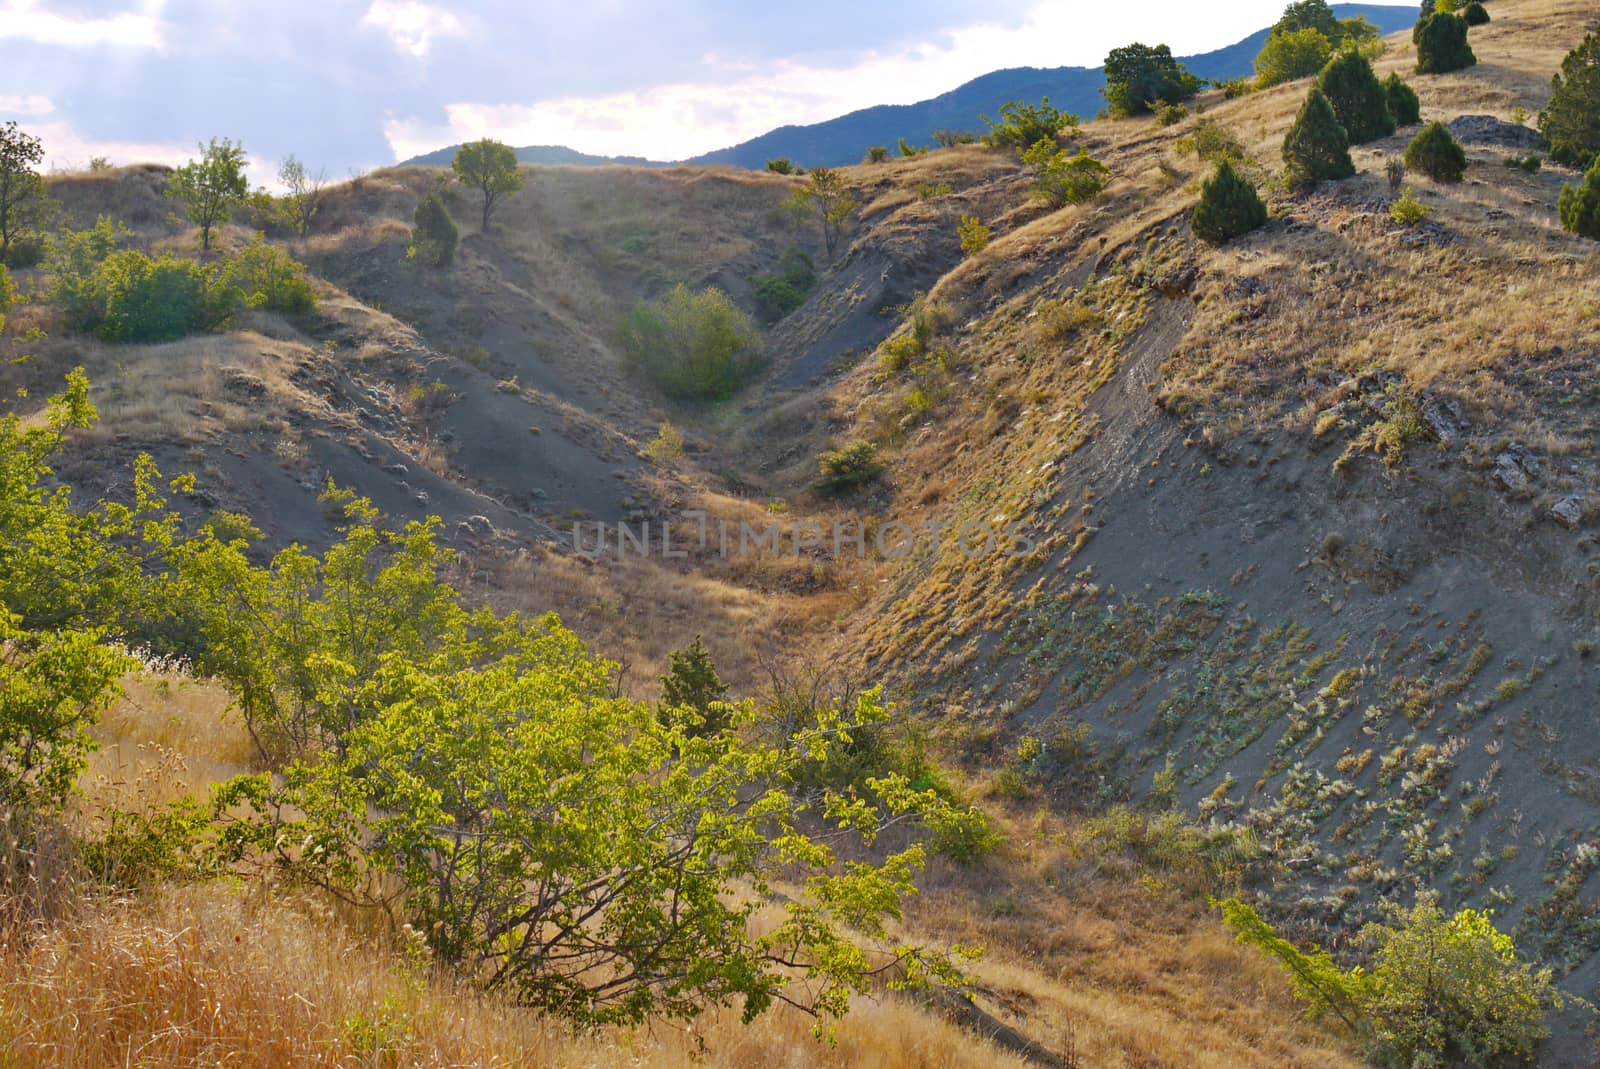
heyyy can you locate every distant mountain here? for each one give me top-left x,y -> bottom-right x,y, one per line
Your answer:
400,4 -> 1418,172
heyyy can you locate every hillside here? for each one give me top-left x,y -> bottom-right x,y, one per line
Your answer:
5,0 -> 1600,1065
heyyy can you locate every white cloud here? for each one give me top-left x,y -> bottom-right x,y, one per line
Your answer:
0,94 -> 55,116
378,0 -> 1323,161
361,0 -> 466,58
0,0 -> 164,48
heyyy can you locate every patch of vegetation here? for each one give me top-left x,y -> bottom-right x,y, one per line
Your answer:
863,146 -> 888,164
1462,1 -> 1489,27
1560,159 -> 1600,240
765,158 -> 795,174
1383,73 -> 1422,126
1405,122 -> 1468,183
408,188 -> 458,266
0,121 -> 48,267
451,138 -> 523,230
1316,50 -> 1394,145
981,98 -> 1080,149
957,214 -> 990,257
1192,160 -> 1268,245
1176,119 -> 1248,165
1102,43 -> 1202,117
817,441 -> 882,494
1022,138 -> 1110,208
750,245 -> 816,324
1283,87 -> 1355,190
1256,28 -> 1334,89
621,284 -> 764,400
1415,13 -> 1476,76
1391,188 -> 1429,227
1540,29 -> 1600,168
643,421 -> 685,464
785,167 -> 859,257
166,137 -> 248,252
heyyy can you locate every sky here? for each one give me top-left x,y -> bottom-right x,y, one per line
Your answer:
2,1 -> 1410,184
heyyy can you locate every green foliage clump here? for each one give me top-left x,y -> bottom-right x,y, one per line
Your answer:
659,635 -> 731,736
1283,87 -> 1356,189
275,155 -> 326,237
1415,13 -> 1476,75
0,264 -> 14,334
933,129 -> 976,147
224,234 -> 317,312
1461,1 -> 1489,26
1383,73 -> 1423,126
95,252 -> 220,342
1157,104 -> 1189,127
1102,43 -> 1202,117
1391,187 -> 1430,227
1192,160 -> 1268,245
1022,138 -> 1110,207
982,98 -> 1080,149
1256,28 -> 1335,88
1177,120 -> 1248,164
817,441 -> 882,493
897,137 -> 926,158
1221,897 -> 1560,1069
408,189 -> 458,267
44,215 -> 128,330
957,214 -> 991,256
451,138 -> 523,230
1539,29 -> 1600,168
1316,50 -> 1395,144
1559,159 -> 1600,240
750,245 -> 816,324
0,120 -> 48,267
622,284 -> 763,400
643,421 -> 685,464
786,167 -> 859,257
1405,121 -> 1468,182
166,137 -> 249,251
765,158 -> 796,174
863,146 -> 889,164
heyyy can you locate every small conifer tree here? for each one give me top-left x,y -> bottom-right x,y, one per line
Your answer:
1462,2 -> 1489,26
1317,51 -> 1395,144
1415,13 -> 1476,75
1559,159 -> 1600,240
1405,121 -> 1468,182
1283,87 -> 1356,189
408,190 -> 458,266
1192,160 -> 1268,244
1383,73 -> 1423,126
659,635 -> 731,735
1539,29 -> 1600,168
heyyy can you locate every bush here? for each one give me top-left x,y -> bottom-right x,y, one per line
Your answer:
44,216 -> 129,331
0,264 -> 13,334
621,284 -> 763,400
1283,87 -> 1356,189
1391,187 -> 1429,226
1559,159 -> 1600,239
1102,43 -> 1202,117
1539,29 -> 1600,168
765,158 -> 795,174
1157,104 -> 1189,127
224,235 -> 316,312
863,145 -> 889,164
1255,28 -> 1334,88
97,251 -> 229,343
1022,138 -> 1110,207
1405,121 -> 1468,182
408,190 -> 457,267
1192,160 -> 1268,244
1383,73 -> 1422,126
817,441 -> 882,493
1461,1 -> 1489,26
658,635 -> 730,736
1316,51 -> 1395,144
750,245 -> 815,324
1220,77 -> 1257,99
983,98 -> 1080,149
898,137 -> 926,158
1415,13 -> 1476,75
957,214 -> 991,256
1177,119 -> 1248,164
933,129 -> 977,147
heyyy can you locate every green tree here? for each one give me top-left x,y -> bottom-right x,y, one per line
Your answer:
788,167 -> 859,257
408,189 -> 458,267
1559,159 -> 1600,239
1539,29 -> 1600,168
957,214 -> 991,256
766,158 -> 796,174
1405,121 -> 1468,182
276,154 -> 326,237
1192,160 -> 1268,244
1383,73 -> 1423,125
1415,13 -> 1476,75
1462,1 -> 1489,26
1283,87 -> 1355,189
1022,138 -> 1110,207
223,234 -> 316,312
1102,43 -> 1203,117
1255,27 -> 1335,88
0,121 -> 47,266
451,138 -> 524,231
659,635 -> 731,736
95,252 -> 215,342
981,98 -> 1080,149
621,284 -> 764,399
1316,50 -> 1395,144
167,138 -> 249,252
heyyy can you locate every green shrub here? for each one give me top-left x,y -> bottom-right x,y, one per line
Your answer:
1383,73 -> 1423,125
1316,50 -> 1395,144
933,129 -> 977,147
957,214 -> 991,256
898,137 -> 926,158
750,245 -> 815,324
1462,1 -> 1489,26
817,441 -> 882,492
0,264 -> 13,334
44,216 -> 129,331
643,421 -> 685,464
1255,28 -> 1334,88
765,158 -> 795,175
1559,159 -> 1600,239
1415,13 -> 1476,75
1505,154 -> 1542,172
1405,121 -> 1468,182
224,235 -> 316,312
621,284 -> 763,400
982,98 -> 1080,149
1220,77 -> 1256,99
1283,87 -> 1355,189
407,190 -> 457,267
864,145 -> 889,164
1022,138 -> 1110,207
658,635 -> 730,736
1391,187 -> 1429,226
96,251 -> 230,343
1177,119 -> 1248,164
1157,104 -> 1189,127
1539,29 -> 1600,168
1192,160 -> 1268,244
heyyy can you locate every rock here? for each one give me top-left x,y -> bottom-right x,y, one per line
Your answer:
220,367 -> 268,399
1494,451 -> 1534,498
457,515 -> 494,538
1420,396 -> 1464,444
1446,115 -> 1544,151
383,463 -> 409,476
413,492 -> 429,507
1552,497 -> 1585,530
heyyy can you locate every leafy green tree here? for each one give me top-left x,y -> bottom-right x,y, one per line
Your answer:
1283,87 -> 1355,189
44,215 -> 127,330
659,635 -> 731,735
276,154 -> 326,237
1102,43 -> 1203,117
96,252 -> 214,341
1316,50 -> 1395,144
167,138 -> 249,252
222,234 -> 316,312
788,167 -> 859,257
451,138 -> 524,231
1383,73 -> 1423,125
1559,159 -> 1600,239
766,158 -> 796,174
621,284 -> 764,399
1405,121 -> 1468,182
1271,0 -> 1377,45
1022,138 -> 1110,207
1255,27 -> 1335,87
0,121 -> 47,267
1192,160 -> 1268,244
408,189 -> 458,267
1539,29 -> 1600,168
1415,13 -> 1476,74
981,98 -> 1080,149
